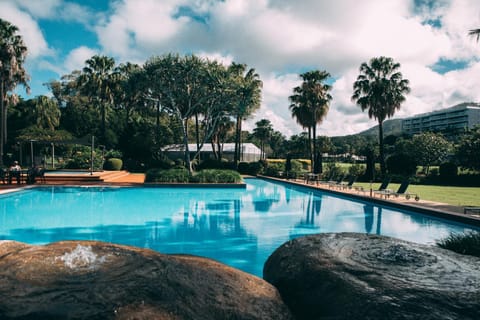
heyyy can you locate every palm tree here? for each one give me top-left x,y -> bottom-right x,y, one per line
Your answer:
289,70 -> 332,173
78,55 -> 115,144
228,63 -> 263,166
253,119 -> 273,159
0,18 -> 29,165
352,56 -> 410,176
468,29 -> 480,41
33,96 -> 60,130
229,64 -> 262,166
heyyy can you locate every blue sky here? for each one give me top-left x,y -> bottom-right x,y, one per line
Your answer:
1,0 -> 480,137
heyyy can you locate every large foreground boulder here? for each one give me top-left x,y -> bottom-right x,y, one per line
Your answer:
264,233 -> 480,320
0,240 -> 293,320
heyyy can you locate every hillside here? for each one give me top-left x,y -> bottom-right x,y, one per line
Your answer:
357,118 -> 404,137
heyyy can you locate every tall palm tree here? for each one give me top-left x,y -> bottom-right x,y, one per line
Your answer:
78,55 -> 115,144
229,63 -> 262,166
253,119 -> 273,159
352,56 -> 410,176
0,18 -> 29,165
289,70 -> 332,173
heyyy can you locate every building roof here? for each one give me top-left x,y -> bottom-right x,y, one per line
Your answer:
403,102 -> 480,120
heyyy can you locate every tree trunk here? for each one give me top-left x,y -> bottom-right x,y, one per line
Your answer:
234,115 -> 242,166
195,113 -> 201,161
378,120 -> 386,177
0,79 -> 4,166
307,127 -> 312,169
100,101 -> 106,143
312,125 -> 317,173
182,118 -> 192,173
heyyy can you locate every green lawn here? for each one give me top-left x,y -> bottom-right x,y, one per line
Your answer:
353,182 -> 480,207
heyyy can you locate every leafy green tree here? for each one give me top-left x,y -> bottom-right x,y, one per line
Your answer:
143,54 -> 231,172
410,132 -> 451,175
352,56 -> 410,176
456,126 -> 480,171
289,70 -> 332,173
0,18 -> 30,165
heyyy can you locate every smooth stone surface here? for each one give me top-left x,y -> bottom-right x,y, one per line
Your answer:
263,233 -> 480,320
0,240 -> 293,320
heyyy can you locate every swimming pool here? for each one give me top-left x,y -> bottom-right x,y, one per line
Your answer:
0,178 -> 477,276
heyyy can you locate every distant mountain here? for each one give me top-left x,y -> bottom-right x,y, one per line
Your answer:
357,118 -> 404,137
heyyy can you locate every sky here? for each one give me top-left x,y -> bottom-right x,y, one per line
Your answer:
1,0 -> 480,138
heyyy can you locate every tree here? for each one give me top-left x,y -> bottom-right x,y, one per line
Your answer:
409,132 -> 451,175
0,18 -> 30,165
229,64 -> 262,166
253,119 -> 273,159
352,56 -> 410,176
289,70 -> 332,173
143,54 -> 231,172
456,126 -> 480,171
78,55 -> 116,145
33,96 -> 61,130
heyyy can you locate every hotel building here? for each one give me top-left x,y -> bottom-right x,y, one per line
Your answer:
402,103 -> 480,135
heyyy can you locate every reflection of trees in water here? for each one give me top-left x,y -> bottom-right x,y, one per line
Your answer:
376,207 -> 382,235
363,204 -> 384,235
364,204 -> 374,234
252,184 -> 281,213
296,192 -> 323,228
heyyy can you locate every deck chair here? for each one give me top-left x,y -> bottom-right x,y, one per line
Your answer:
388,180 -> 420,201
356,177 -> 390,194
328,174 -> 346,188
340,175 -> 357,189
370,177 -> 392,197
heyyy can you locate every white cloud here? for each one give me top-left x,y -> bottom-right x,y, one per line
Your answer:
0,1 -> 52,59
4,0 -> 480,137
64,46 -> 98,73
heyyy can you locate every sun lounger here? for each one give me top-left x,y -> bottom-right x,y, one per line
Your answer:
376,179 -> 420,201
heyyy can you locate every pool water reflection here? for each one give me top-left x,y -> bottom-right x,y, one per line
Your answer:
0,178 -> 477,276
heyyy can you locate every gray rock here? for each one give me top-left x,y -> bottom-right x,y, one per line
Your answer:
263,233 -> 480,320
0,240 -> 293,320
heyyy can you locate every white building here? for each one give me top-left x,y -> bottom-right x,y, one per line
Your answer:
163,143 -> 262,162
402,102 -> 480,135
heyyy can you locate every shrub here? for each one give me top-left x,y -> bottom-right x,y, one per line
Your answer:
386,153 -> 417,176
290,159 -> 303,173
325,163 -> 344,178
437,232 -> 480,257
248,161 -> 264,176
439,162 -> 458,178
194,169 -> 242,183
103,158 -> 123,171
348,164 -> 365,177
237,162 -> 250,174
197,158 -> 227,170
145,168 -> 190,183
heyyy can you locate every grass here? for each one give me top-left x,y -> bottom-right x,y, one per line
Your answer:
353,182 -> 480,207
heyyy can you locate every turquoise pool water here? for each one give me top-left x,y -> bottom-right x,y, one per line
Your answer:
0,178 -> 477,276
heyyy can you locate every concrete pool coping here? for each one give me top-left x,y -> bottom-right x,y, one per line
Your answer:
257,175 -> 480,228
